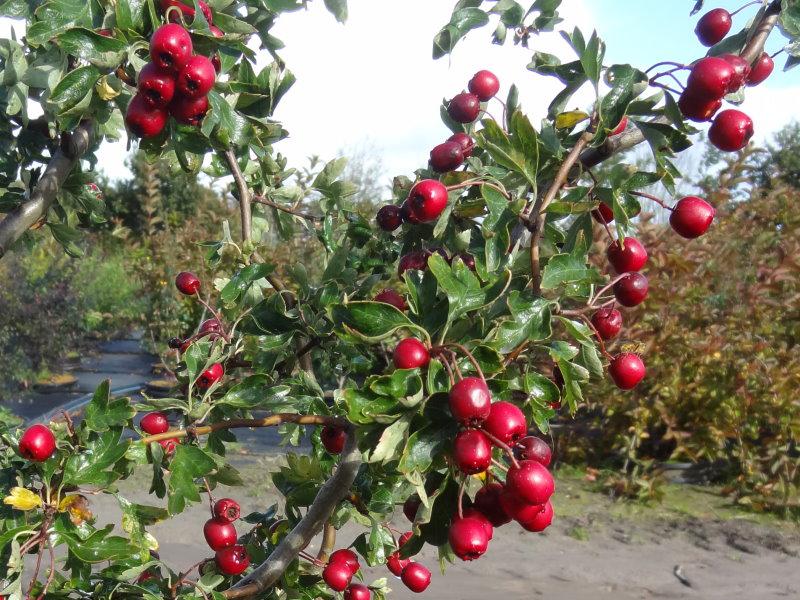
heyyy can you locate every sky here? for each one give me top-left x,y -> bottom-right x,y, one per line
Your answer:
2,0 -> 798,185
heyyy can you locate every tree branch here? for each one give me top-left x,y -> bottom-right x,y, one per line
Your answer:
316,521 -> 337,562
0,120 -> 93,259
741,0 -> 782,64
223,149 -> 252,244
252,195 -> 323,222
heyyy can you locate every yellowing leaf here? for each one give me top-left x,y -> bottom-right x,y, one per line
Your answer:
3,487 -> 43,511
555,110 -> 590,129
95,75 -> 120,100
473,471 -> 487,482
58,494 -> 93,525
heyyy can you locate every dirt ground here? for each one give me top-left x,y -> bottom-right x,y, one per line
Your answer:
86,455 -> 800,600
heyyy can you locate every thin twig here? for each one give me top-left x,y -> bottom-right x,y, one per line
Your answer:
222,149 -> 252,244
252,195 -> 323,222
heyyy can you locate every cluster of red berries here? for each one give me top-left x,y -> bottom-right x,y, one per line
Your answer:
322,549 -> 373,597
202,497 -> 251,575
678,6 -> 774,151
140,411 -> 180,453
125,16 -> 222,139
17,423 -> 56,462
383,532 -> 432,593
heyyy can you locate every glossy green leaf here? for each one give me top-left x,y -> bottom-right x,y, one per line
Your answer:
83,380 -> 135,432
329,301 -> 427,343
63,429 -> 130,486
167,445 -> 217,514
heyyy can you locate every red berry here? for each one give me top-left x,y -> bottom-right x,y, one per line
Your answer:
708,109 -> 753,152
609,353 -> 646,390
400,201 -> 421,225
158,437 -> 179,454
344,584 -> 371,600
398,531 -> 413,548
169,94 -> 209,126
515,436 -> 552,467
374,289 -> 407,311
407,179 -> 449,223
678,89 -> 722,123
176,55 -> 216,99
18,424 -> 56,462
321,425 -> 346,454
376,205 -> 403,231
686,57 -> 734,100
213,498 -> 241,523
138,63 -> 176,108
126,94 -> 168,138
401,563 -> 431,593
610,115 -> 628,136
613,272 -> 649,307
448,132 -> 475,158
474,482 -> 512,527
403,495 -> 421,522
215,544 -> 249,575
591,307 -> 623,340
203,518 -> 237,550
498,488 -> 544,523
670,196 -> 715,239
695,8 -> 732,47
517,499 -> 553,532
453,429 -> 492,475
393,339 -> 430,370
506,460 -> 555,506
447,92 -> 481,123
98,28 -> 113,37
198,0 -> 212,22
323,561 -> 353,592
387,552 -> 411,576
140,411 -> 169,435
591,202 -> 614,224
329,548 -> 360,575
719,54 -> 751,90
197,363 -> 224,390
449,377 -> 491,426
606,237 -> 648,274
747,52 -> 774,86
210,25 -> 224,72
461,507 -> 494,540
179,339 -> 192,353
448,516 -> 489,561
199,318 -> 222,336
429,141 -> 464,172
468,69 -> 499,101
175,271 -> 200,295
457,252 -> 476,271
483,401 -> 527,446
398,251 -> 428,276
150,24 -> 193,72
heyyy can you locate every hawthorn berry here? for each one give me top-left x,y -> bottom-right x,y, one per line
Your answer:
400,201 -> 421,225
498,488 -> 544,523
376,205 -> 403,231
610,116 -> 628,136
176,55 -> 216,99
401,562 -> 431,593
515,436 -> 552,467
200,318 -> 222,334
719,54 -> 751,90
215,545 -> 249,575
448,516 -> 489,561
329,548 -> 360,575
197,363 -> 224,390
398,251 -> 428,276
344,584 -> 371,600
203,518 -> 237,550
18,424 -> 56,462
462,507 -> 494,540
429,141 -> 464,172
175,271 -> 200,295
322,561 -> 352,592
517,499 -> 554,533
678,90 -> 722,122
468,69 -> 500,101
140,411 -> 169,435
398,531 -> 413,548
374,288 -> 407,311
449,377 -> 491,426
126,94 -> 168,138
138,63 -> 175,108
695,8 -> 732,47
210,25 -> 224,72
158,437 -> 179,454
670,196 -> 715,238
213,498 -> 241,523
483,401 -> 527,446
321,425 -> 346,454
747,52 -> 774,86
474,482 -> 512,526
609,353 -> 646,390
591,307 -> 623,340
457,252 -> 476,271
708,109 -> 754,152
393,338 -> 430,370
591,202 -> 614,224
686,57 -> 734,100
453,429 -> 492,474
168,337 -> 183,349
387,552 -> 411,576
150,24 -> 193,72
607,237 -> 648,274
407,179 -> 449,222
448,132 -> 475,158
506,460 -> 555,506
447,92 -> 481,123
613,272 -> 649,307
170,94 -> 209,126
403,495 -> 421,522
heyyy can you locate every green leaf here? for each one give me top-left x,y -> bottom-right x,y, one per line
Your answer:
55,28 -> 127,68
83,380 -> 135,432
368,370 -> 425,408
323,0 -> 347,23
329,301 -> 428,343
220,263 -> 274,304
433,7 -> 489,59
220,376 -> 291,409
478,118 -> 538,189
53,517 -> 136,563
398,425 -> 452,475
63,429 -> 130,486
46,222 -> 84,257
240,293 -> 299,334
368,413 -> 412,464
48,65 -> 100,117
540,253 -> 602,290
167,445 -> 217,514
428,253 -> 511,324
599,64 -> 648,134
493,292 -> 553,352
27,0 -> 92,46
579,30 -> 605,90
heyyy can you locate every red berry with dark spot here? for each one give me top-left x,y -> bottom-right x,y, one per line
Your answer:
429,141 -> 464,172
387,552 -> 410,576
462,507 -> 493,540
448,132 -> 475,158
176,55 -> 216,99
150,24 -> 193,72
709,109 -> 753,152
197,363 -> 224,390
517,499 -> 553,532
607,237 -> 647,274
175,271 -> 200,295
591,308 -> 623,340
474,482 -> 512,527
374,289 -> 407,311
506,460 -> 555,506
344,584 -> 371,600
170,94 -> 209,126
484,401 -> 527,446
515,436 -> 552,467
686,57 -> 734,100
215,544 -> 249,575
468,70 -> 499,101
138,63 -> 175,108
203,518 -> 237,550
18,424 -> 56,462
401,563 -> 431,593
747,52 -> 774,86
719,54 -> 751,90
403,495 -> 421,522
453,429 -> 492,475
321,425 -> 346,454
407,179 -> 449,223
140,411 -> 169,435
126,94 -> 168,138
610,116 -> 628,135
670,196 -> 715,238
449,377 -> 491,426
398,251 -> 428,276
695,8 -> 732,47
448,92 -> 481,123
393,339 -> 429,369
323,561 -> 353,592
448,516 -> 489,561
376,205 -> 403,231
678,89 -> 722,122
591,202 -> 614,224
213,498 -> 240,523
613,272 -> 649,307
329,548 -> 360,575
609,353 -> 646,390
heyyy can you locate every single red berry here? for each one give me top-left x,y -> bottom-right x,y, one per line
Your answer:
126,94 -> 168,138
468,69 -> 500,101
176,55 -> 216,99
448,132 -> 475,158
609,353 -> 646,390
591,307 -> 623,340
175,271 -> 200,295
197,363 -> 224,390
344,584 -> 371,600
506,460 -> 555,506
18,424 -> 56,462
474,482 -> 512,527
398,251 -> 428,276
329,548 -> 360,575
461,507 -> 494,540
686,57 -> 734,100
747,52 -> 774,86
448,516 -> 489,561
400,201 -> 421,225
719,54 -> 751,90
449,377 -> 491,426
98,28 -> 113,37
610,116 -> 628,136
401,562 -> 431,593
517,499 -> 554,533
447,92 -> 481,123
607,237 -> 648,274
323,561 -> 353,592
515,436 -> 552,467
393,339 -> 430,370
708,109 -> 754,152
429,141 -> 464,172
210,24 -> 224,37
179,340 -> 192,353
483,401 -> 527,446
198,0 -> 212,22
457,252 -> 476,271
670,196 -> 715,238
376,205 -> 403,231
170,94 -> 209,126
407,179 -> 449,223
613,272 -> 649,307
387,551 -> 411,576
213,498 -> 241,523
215,544 -> 249,575
591,202 -> 614,224
150,24 -> 193,72
138,63 -> 176,108
695,8 -> 732,46
140,411 -> 169,435
158,437 -> 179,454
678,89 -> 722,123
397,531 -> 413,548
321,425 -> 346,454
199,318 -> 222,334
374,289 -> 407,311
453,429 -> 492,475
498,488 -> 544,523
403,495 -> 421,522
209,25 -> 224,72
203,518 -> 237,550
